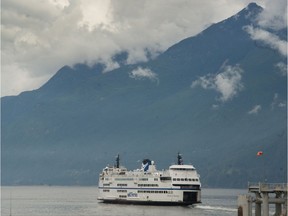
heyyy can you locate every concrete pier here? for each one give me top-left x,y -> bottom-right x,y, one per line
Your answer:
238,183 -> 287,216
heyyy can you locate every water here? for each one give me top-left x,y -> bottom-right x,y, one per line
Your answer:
1,186 -> 245,216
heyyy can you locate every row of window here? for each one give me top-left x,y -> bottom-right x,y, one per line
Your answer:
103,189 -> 174,194
170,168 -> 195,171
138,190 -> 173,194
139,178 -> 149,181
172,178 -> 199,182
117,184 -> 128,187
115,178 -> 134,181
138,184 -> 159,187
104,177 -> 155,182
104,177 -> 198,182
160,177 -> 171,181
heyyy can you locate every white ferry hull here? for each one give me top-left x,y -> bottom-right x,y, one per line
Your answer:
98,189 -> 201,206
98,155 -> 201,206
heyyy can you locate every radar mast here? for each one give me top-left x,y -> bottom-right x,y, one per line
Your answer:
177,152 -> 183,165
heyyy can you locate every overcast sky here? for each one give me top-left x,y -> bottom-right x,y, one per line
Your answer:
1,0 -> 287,96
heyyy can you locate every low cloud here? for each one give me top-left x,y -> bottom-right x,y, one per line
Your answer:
244,0 -> 287,57
129,67 -> 158,83
191,65 -> 244,102
3,0 -> 285,96
271,93 -> 287,110
256,0 -> 287,30
1,0 -> 259,96
275,62 -> 287,76
244,26 -> 287,57
248,105 -> 262,114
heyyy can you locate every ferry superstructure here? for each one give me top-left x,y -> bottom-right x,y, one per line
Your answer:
98,154 -> 201,205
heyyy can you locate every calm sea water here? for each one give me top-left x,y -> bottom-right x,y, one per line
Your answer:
1,186 -> 246,216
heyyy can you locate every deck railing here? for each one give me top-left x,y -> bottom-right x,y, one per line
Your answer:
248,182 -> 288,192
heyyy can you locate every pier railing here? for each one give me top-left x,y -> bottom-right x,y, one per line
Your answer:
248,182 -> 288,193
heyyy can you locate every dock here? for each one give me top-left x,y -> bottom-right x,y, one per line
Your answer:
238,182 -> 287,216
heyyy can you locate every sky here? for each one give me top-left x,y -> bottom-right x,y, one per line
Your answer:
1,0 -> 287,96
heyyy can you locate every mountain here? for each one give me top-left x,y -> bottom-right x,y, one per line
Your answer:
1,3 -> 287,188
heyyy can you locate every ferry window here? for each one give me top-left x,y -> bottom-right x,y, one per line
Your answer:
138,184 -> 158,187
192,179 -> 195,181
154,178 -> 158,181
188,179 -> 192,181
181,178 -> 184,181
196,179 -> 198,181
173,178 -> 176,181
177,178 -> 180,181
139,178 -> 148,181
115,178 -> 133,181
160,177 -> 171,181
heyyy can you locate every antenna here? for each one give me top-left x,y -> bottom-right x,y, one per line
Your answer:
177,152 -> 183,165
115,154 -> 120,168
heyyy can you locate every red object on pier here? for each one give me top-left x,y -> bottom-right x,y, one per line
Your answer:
257,151 -> 263,156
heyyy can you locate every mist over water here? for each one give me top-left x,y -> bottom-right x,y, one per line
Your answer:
1,186 -> 244,216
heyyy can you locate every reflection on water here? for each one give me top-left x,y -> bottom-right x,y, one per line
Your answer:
1,186 -> 244,216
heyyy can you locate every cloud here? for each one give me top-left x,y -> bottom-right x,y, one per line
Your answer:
2,0 -> 261,96
256,0 -> 287,30
278,102 -> 286,108
243,0 -> 287,58
3,1 -> 285,97
244,26 -> 287,57
129,67 -> 158,83
248,105 -> 262,114
275,62 -> 287,76
1,64 -> 50,96
191,64 -> 244,102
271,93 -> 287,110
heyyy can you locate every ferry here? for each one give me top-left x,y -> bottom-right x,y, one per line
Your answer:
98,153 -> 201,205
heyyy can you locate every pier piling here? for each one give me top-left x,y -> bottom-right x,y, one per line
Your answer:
238,183 -> 287,216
